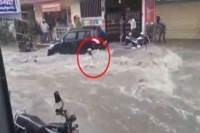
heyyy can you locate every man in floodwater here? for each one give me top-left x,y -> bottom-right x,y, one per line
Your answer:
87,48 -> 93,60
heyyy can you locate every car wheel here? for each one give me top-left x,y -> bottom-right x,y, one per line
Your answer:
47,49 -> 54,56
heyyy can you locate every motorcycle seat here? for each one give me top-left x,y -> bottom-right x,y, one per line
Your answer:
16,114 -> 46,133
129,37 -> 137,40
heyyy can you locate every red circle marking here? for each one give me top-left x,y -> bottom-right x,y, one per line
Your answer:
76,36 -> 111,79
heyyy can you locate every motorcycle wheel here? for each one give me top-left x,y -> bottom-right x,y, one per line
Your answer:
124,42 -> 128,47
124,43 -> 132,49
19,45 -> 25,52
28,46 -> 33,52
129,43 -> 133,47
47,49 -> 54,56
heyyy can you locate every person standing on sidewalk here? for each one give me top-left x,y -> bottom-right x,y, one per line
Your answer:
48,13 -> 55,41
128,17 -> 137,37
40,19 -> 50,43
74,15 -> 82,28
119,16 -> 124,42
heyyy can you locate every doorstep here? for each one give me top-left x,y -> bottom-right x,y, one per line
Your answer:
36,42 -> 51,49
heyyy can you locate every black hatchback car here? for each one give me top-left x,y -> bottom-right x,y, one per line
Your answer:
47,26 -> 107,56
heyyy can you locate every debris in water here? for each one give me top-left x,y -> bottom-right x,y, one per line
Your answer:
152,61 -> 157,66
138,79 -> 145,83
137,61 -> 142,66
19,59 -> 28,63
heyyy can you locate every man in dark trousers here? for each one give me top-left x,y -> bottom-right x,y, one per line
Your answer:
47,14 -> 55,41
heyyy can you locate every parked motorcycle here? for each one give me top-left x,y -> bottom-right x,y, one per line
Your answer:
13,91 -> 79,133
18,33 -> 34,52
124,32 -> 151,49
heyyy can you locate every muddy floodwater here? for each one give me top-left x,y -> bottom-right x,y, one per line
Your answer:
2,42 -> 200,133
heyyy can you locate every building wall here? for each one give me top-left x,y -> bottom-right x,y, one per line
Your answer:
70,2 -> 81,25
142,0 -> 145,33
34,3 -> 43,22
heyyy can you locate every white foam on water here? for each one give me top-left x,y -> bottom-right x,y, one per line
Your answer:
6,46 -> 182,96
148,115 -> 177,133
109,47 -> 182,94
196,116 -> 200,124
171,105 -> 194,120
4,45 -> 193,133
178,74 -> 193,81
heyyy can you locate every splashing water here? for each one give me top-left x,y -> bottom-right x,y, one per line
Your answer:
4,45 -> 200,133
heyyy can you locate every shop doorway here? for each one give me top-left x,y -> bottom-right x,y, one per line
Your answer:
43,9 -> 71,27
105,0 -> 142,42
42,8 -> 71,40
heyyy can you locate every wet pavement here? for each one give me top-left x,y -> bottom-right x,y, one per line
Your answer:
1,41 -> 200,133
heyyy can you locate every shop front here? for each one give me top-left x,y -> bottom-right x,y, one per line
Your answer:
41,2 -> 72,39
105,0 -> 149,42
21,0 -> 79,40
105,0 -> 143,42
156,0 -> 200,39
34,0 -> 71,39
79,0 -> 155,42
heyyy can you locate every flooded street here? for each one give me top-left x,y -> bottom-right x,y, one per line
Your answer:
2,42 -> 200,133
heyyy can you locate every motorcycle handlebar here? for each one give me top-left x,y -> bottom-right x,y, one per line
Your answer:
55,108 -> 68,117
55,109 -> 60,113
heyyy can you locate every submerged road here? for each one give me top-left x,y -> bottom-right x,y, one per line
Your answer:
1,41 -> 200,133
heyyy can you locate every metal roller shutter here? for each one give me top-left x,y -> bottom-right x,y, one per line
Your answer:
80,0 -> 101,18
156,2 -> 200,39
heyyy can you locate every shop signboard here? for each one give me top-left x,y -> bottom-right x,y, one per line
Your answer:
0,0 -> 17,13
42,2 -> 61,12
82,17 -> 106,32
156,0 -> 200,4
145,0 -> 155,25
21,0 -> 55,4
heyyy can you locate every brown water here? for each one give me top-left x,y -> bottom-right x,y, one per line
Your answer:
1,42 -> 200,133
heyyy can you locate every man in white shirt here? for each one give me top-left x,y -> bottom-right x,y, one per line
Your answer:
128,17 -> 136,36
40,19 -> 50,43
128,17 -> 136,29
